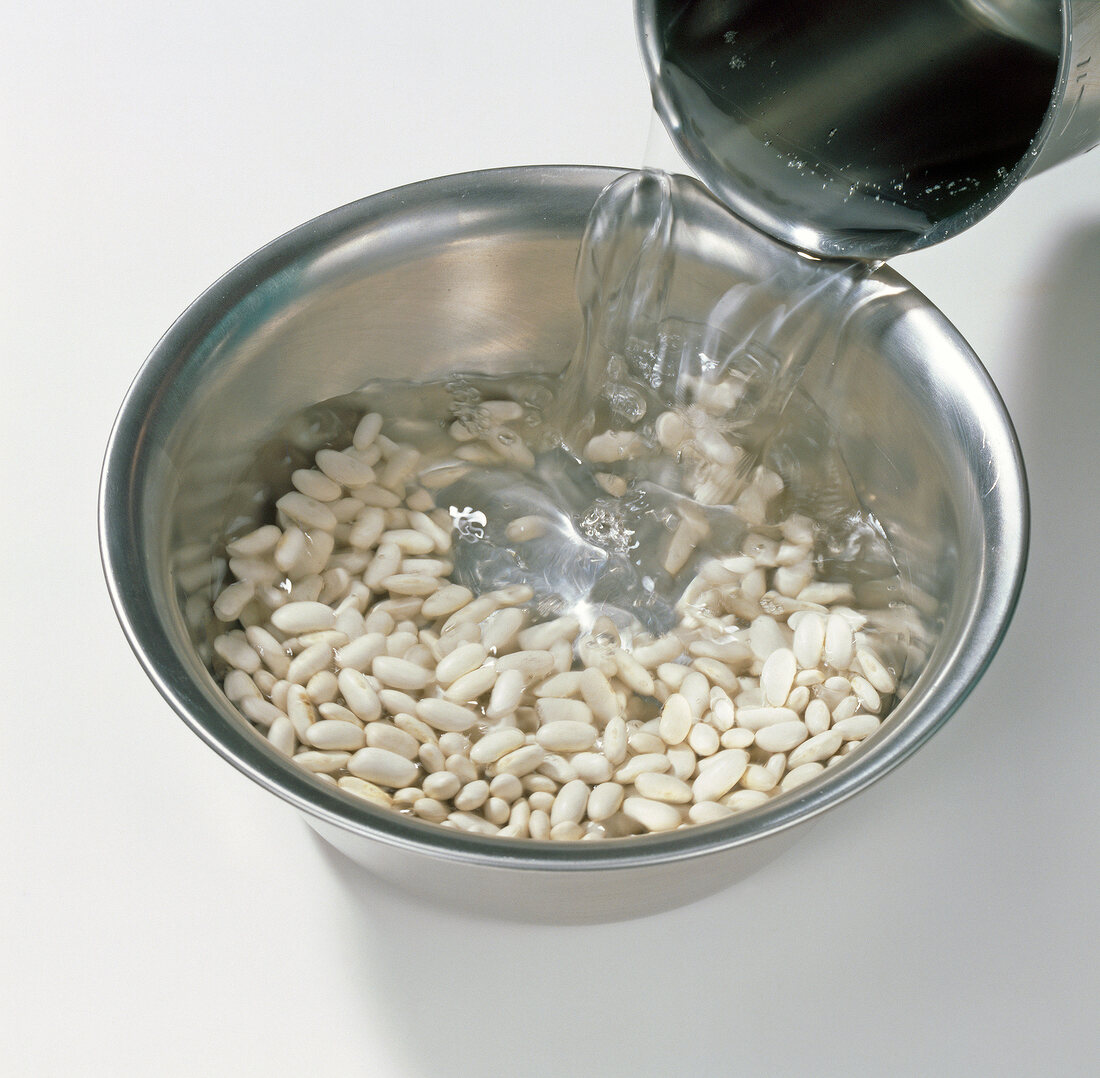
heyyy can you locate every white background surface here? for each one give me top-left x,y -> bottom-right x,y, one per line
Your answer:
3,3 -> 1098,1075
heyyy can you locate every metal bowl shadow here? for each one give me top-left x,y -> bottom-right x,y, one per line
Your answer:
99,166 -> 1027,923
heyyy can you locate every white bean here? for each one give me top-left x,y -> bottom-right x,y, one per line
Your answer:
824,612 -> 856,670
517,616 -> 580,652
613,753 -> 671,784
443,664 -> 497,702
691,749 -> 750,803
535,720 -> 599,753
658,693 -> 693,745
416,697 -> 480,733
469,727 -> 526,765
754,720 -> 810,753
832,713 -> 881,741
602,715 -> 628,766
493,744 -> 546,777
634,771 -> 693,805
550,779 -> 590,827
613,649 -> 656,696
735,706 -> 800,731
486,668 -> 525,720
787,729 -> 844,768
689,801 -> 734,824
304,718 -> 366,752
293,750 -> 350,774
337,668 -> 382,723
622,796 -> 682,832
435,642 -> 488,687
535,698 -> 593,726
780,761 -> 825,791
214,633 -> 261,674
505,515 -> 549,542
372,655 -> 433,691
856,646 -> 897,694
338,775 -> 392,808
570,752 -> 613,785
365,723 -> 419,760
587,782 -> 625,822
760,648 -> 797,707
724,789 -> 770,811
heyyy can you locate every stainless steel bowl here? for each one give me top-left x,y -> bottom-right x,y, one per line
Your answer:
99,166 -> 1027,922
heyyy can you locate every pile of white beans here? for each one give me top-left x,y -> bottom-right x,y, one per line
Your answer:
212,407 -> 902,839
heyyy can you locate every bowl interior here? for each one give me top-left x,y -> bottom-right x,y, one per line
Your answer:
101,165 -> 1027,868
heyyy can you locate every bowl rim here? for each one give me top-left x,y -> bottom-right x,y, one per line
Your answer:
99,164 -> 1029,872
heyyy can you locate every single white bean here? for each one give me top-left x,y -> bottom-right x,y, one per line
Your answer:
333,633 -> 386,672
493,744 -> 546,777
602,716 -> 628,766
622,796 -> 683,833
535,698 -> 594,726
587,782 -> 625,822
380,572 -> 439,597
214,633 -> 261,674
505,514 -> 549,542
689,801 -> 734,825
832,713 -> 881,741
293,750 -> 350,774
691,749 -> 750,803
276,491 -> 338,532
780,761 -> 825,791
804,698 -> 832,736
443,664 -> 497,702
494,650 -> 556,681
550,779 -> 590,827
372,655 -> 433,691
226,524 -> 282,558
348,507 -> 386,550
481,607 -> 527,654
535,720 -> 599,753
435,642 -> 488,687
286,642 -> 332,685
517,616 -> 580,652
422,770 -> 462,801
659,693 -> 693,745
687,722 -> 720,757
666,743 -> 698,782
338,775 -> 392,808
634,771 -> 693,805
305,718 -> 365,752
292,468 -> 342,502
570,752 -> 613,785
347,747 -> 419,788
486,667 -> 525,720
735,706 -> 800,731
851,675 -> 882,713
469,727 -> 526,765
856,646 -> 896,694
787,729 -> 844,768
613,649 -> 656,696
754,720 -> 810,754
613,753 -> 671,784
365,723 -> 420,760
724,789 -> 770,811
824,612 -> 856,670
316,447 -> 377,488
760,648 -> 797,707
337,668 -> 382,723
416,697 -> 480,733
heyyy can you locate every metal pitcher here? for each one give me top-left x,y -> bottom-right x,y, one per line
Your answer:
637,0 -> 1100,258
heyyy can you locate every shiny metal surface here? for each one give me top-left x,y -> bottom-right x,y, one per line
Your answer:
637,0 -> 1100,258
99,166 -> 1027,922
